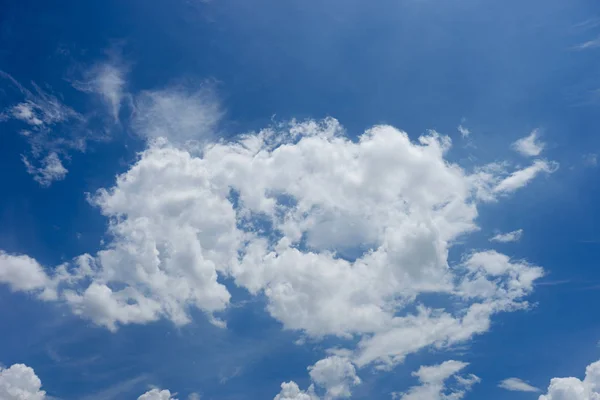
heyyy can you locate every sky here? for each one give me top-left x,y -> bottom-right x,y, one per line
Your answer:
0,0 -> 600,399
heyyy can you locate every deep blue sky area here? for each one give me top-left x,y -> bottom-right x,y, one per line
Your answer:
1,0 -> 600,399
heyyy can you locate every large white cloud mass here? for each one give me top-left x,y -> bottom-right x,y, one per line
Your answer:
0,117 -> 551,374
539,360 -> 600,400
0,364 -> 46,400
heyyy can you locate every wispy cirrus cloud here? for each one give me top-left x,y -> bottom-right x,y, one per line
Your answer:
575,36 -> 600,50
0,70 -> 87,186
72,56 -> 129,122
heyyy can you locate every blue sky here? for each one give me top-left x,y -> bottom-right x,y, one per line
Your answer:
1,0 -> 600,399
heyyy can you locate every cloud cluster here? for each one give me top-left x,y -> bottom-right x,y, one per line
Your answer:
0,362 -> 184,400
0,118 -> 551,376
539,360 -> 600,400
0,109 -> 559,400
0,71 -> 85,185
391,360 -> 479,400
1,56 -> 132,187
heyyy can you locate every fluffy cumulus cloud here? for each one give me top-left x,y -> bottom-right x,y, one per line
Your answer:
499,377 -> 540,392
138,388 -> 177,400
512,129 -> 545,157
392,360 -> 480,400
274,381 -> 318,400
539,360 -> 600,400
490,229 -> 523,243
0,364 -> 46,400
0,117 -> 553,387
0,251 -> 55,297
308,356 -> 361,399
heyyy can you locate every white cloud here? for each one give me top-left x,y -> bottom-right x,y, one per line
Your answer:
392,360 -> 480,400
22,152 -> 68,187
132,85 -> 222,144
493,160 -> 558,194
274,382 -> 319,400
73,62 -> 127,122
354,251 -> 543,367
539,360 -> 600,400
308,356 -> 360,399
1,71 -> 85,186
0,251 -> 53,295
0,119 -> 548,371
490,229 -> 523,243
499,377 -> 540,392
576,37 -> 600,50
0,71 -> 81,129
457,125 -> 470,138
11,102 -> 44,126
0,364 -> 46,400
512,129 -> 545,157
138,388 -> 177,400
469,159 -> 558,202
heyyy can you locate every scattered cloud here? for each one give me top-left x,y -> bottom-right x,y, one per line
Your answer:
512,129 -> 545,157
22,152 -> 68,187
457,124 -> 470,138
274,381 -> 318,400
575,37 -> 600,50
73,60 -> 128,122
138,389 -> 177,400
0,251 -> 55,295
490,229 -> 523,243
0,70 -> 81,128
0,71 -> 86,185
499,377 -> 540,392
274,356 -> 360,400
493,160 -> 558,194
539,359 -> 600,399
391,360 -> 479,400
0,119 -> 549,378
0,364 -> 46,400
132,84 -> 222,144
308,356 -> 361,399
